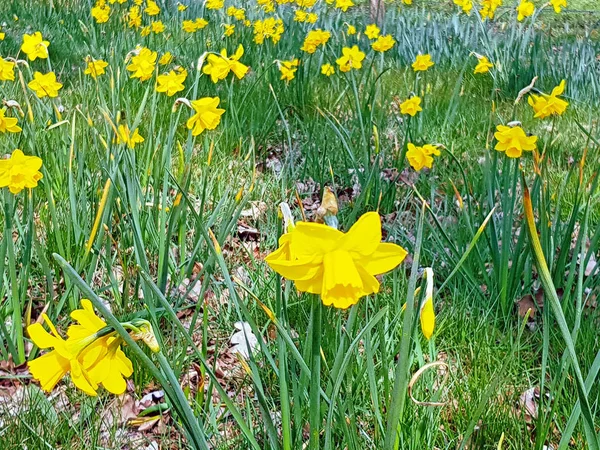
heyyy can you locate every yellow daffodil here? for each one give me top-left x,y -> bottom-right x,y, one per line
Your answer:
203,45 -> 249,83
453,0 -> 473,14
127,6 -> 142,27
0,57 -> 15,81
116,124 -> 144,149
294,9 -> 307,23
365,24 -> 380,39
182,20 -> 198,33
480,0 -> 502,19
178,2 -> 187,11
206,0 -> 224,9
335,0 -> 354,11
159,51 -> 173,65
0,108 -> 21,133
551,0 -> 566,13
186,97 -> 225,136
371,35 -> 395,52
253,17 -> 284,45
266,212 -> 407,309
195,18 -> 209,29
21,32 -> 49,61
336,45 -> 365,72
301,29 -> 331,54
528,80 -> 568,119
84,58 -> 109,79
419,268 -> 435,340
27,314 -> 99,396
156,68 -> 187,96
474,55 -> 494,74
223,24 -> 235,36
126,47 -> 157,81
346,24 -> 356,35
412,54 -> 434,72
494,125 -> 537,158
306,13 -> 318,24
151,21 -> 165,34
406,143 -> 440,171
28,71 -> 63,98
399,96 -> 422,116
91,4 -> 110,23
0,149 -> 43,194
144,0 -> 160,15
321,63 -> 335,76
279,58 -> 299,81
517,0 -> 535,21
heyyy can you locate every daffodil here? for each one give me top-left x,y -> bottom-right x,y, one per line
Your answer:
335,0 -> 354,11
528,80 -> 568,119
474,55 -> 494,74
116,124 -> 145,149
480,0 -> 502,19
21,32 -> 49,61
144,0 -> 160,15
336,45 -> 365,72
406,143 -> 440,171
266,212 -> 407,309
28,71 -> 63,98
156,68 -> 187,96
412,54 -> 434,72
419,268 -> 435,340
0,108 -> 22,133
186,97 -> 226,136
494,125 -> 537,158
551,0 -> 566,13
126,47 -> 157,81
346,24 -> 356,35
27,314 -> 99,395
223,24 -> 235,36
91,4 -> 110,23
202,45 -> 249,83
151,21 -> 165,34
372,35 -> 395,52
365,24 -> 380,39
301,29 -> 331,54
321,63 -> 335,76
0,149 -> 43,194
399,96 -> 422,116
279,58 -> 299,81
84,58 -> 109,79
517,0 -> 535,21
159,52 -> 173,65
0,57 -> 15,81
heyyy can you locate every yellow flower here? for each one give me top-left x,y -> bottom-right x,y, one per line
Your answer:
321,63 -> 335,76
300,29 -> 331,54
494,125 -> 537,158
0,57 -> 15,81
177,2 -> 187,11
186,97 -> 225,136
0,108 -> 22,133
91,4 -> 110,23
306,13 -> 318,23
21,32 -> 50,61
453,0 -> 473,14
195,17 -> 209,29
551,0 -> 566,13
528,80 -> 568,119
517,0 -> 535,21
371,34 -> 395,52
364,24 -> 380,39
159,51 -> 173,65
253,17 -> 284,45
266,212 -> 407,309
406,143 -> 439,171
144,0 -> 160,15
223,24 -> 235,36
27,314 -> 99,396
335,0 -> 354,11
336,45 -> 365,72
203,45 -> 249,83
419,268 -> 435,340
126,47 -> 157,81
68,300 -> 132,395
480,0 -> 502,19
116,124 -> 145,149
0,149 -> 43,194
346,24 -> 356,35
279,58 -> 299,81
84,58 -> 109,79
412,54 -> 434,72
140,26 -> 151,37
28,71 -> 63,98
474,55 -> 493,74
156,68 -> 187,96
182,20 -> 198,33
127,6 -> 142,27
151,21 -> 165,34
399,96 -> 422,116
206,0 -> 224,9
294,10 -> 307,23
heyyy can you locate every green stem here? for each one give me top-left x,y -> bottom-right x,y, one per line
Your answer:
309,296 -> 322,450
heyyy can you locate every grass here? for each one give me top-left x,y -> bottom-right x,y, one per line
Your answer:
1,0 -> 600,449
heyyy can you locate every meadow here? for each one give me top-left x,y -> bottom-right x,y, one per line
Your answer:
0,0 -> 599,449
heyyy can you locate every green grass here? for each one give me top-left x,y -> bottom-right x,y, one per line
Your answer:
1,0 -> 600,449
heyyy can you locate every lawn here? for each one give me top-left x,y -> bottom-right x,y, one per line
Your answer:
0,0 -> 599,449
